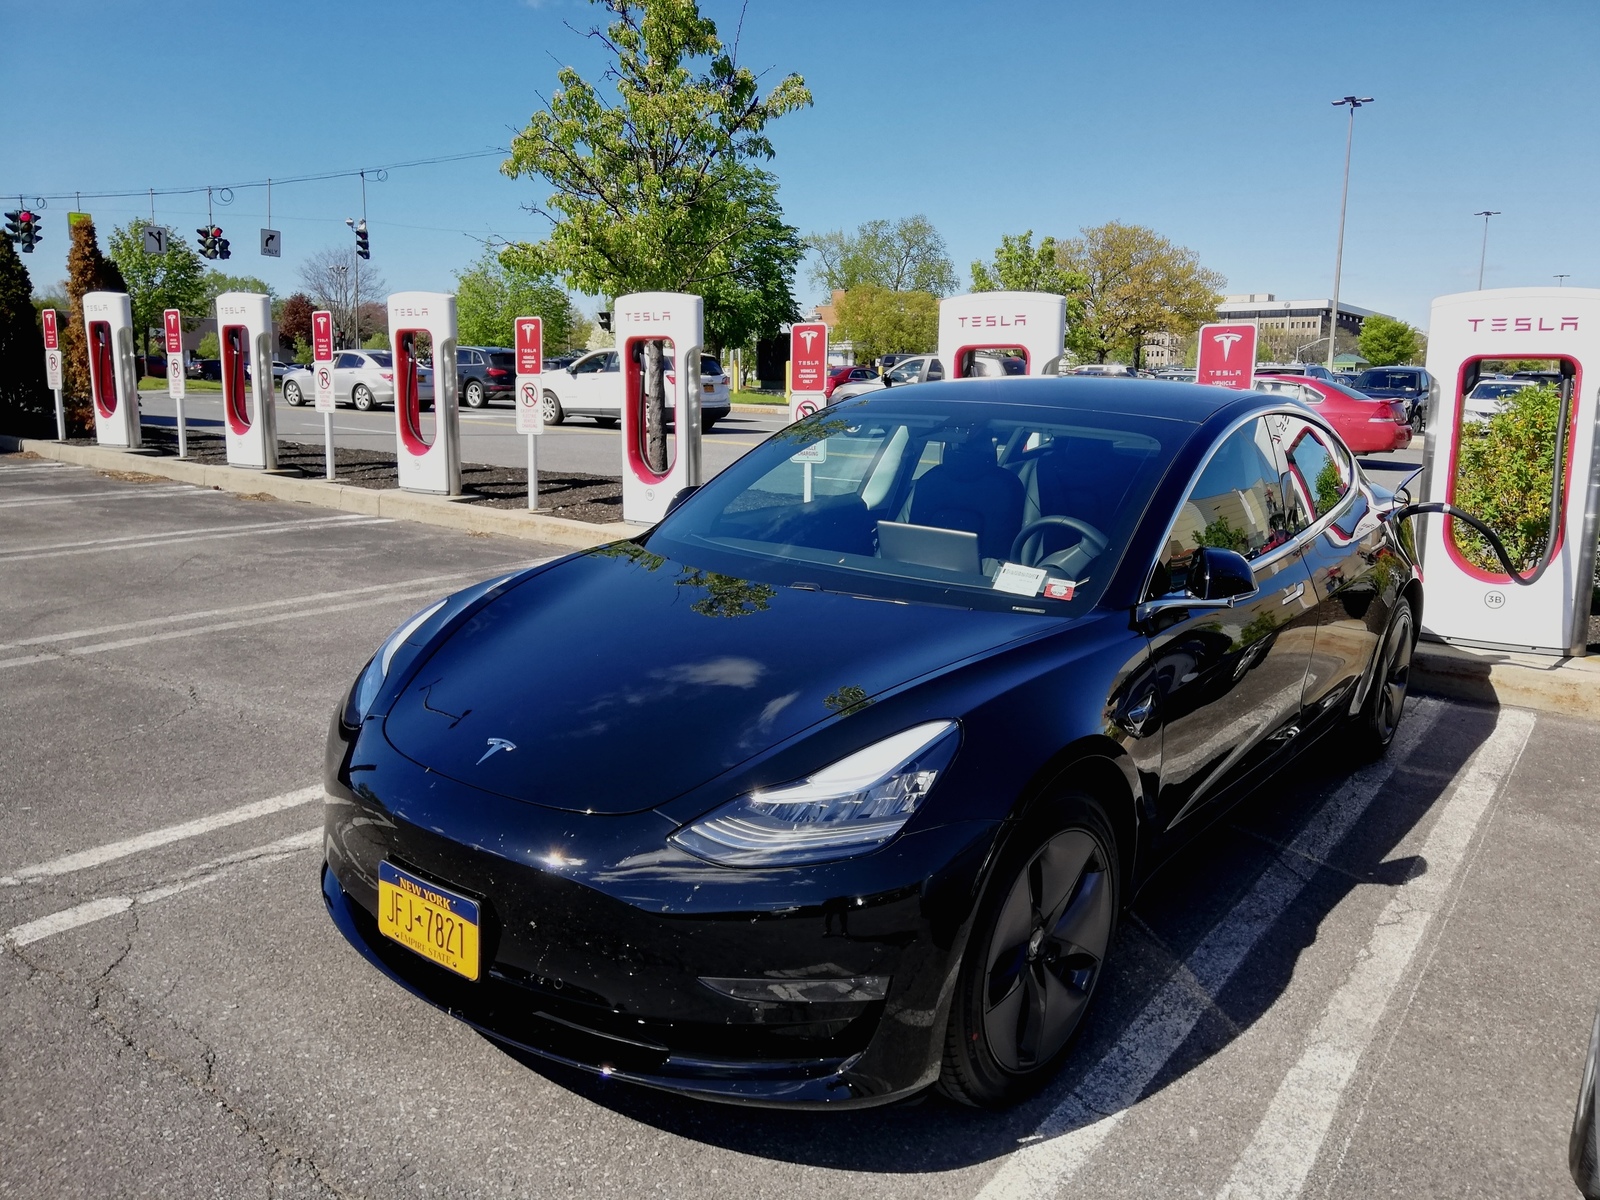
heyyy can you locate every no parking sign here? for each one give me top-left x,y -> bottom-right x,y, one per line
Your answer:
793,396 -> 822,419
514,317 -> 543,435
312,310 -> 336,412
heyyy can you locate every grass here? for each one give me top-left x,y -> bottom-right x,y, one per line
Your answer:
138,376 -> 222,391
729,388 -> 787,405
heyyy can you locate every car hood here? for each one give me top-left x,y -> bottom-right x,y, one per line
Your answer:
383,544 -> 1051,814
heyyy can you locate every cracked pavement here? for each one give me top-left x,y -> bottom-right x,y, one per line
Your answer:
3,454 -> 1598,1199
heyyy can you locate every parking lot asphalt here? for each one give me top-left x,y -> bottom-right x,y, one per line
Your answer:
134,390 -> 791,478
3,451 -> 1593,1200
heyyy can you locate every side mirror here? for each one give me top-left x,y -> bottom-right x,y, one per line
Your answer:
663,484 -> 700,517
1190,546 -> 1257,603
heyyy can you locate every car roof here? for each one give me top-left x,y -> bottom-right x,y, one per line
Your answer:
849,376 -> 1261,425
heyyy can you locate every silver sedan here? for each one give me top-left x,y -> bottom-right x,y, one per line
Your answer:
282,350 -> 434,410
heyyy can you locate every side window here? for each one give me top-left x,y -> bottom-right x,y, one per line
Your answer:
1155,418 -> 1290,596
572,354 -> 605,375
602,352 -> 620,372
334,352 -> 362,369
1276,416 -> 1351,528
926,359 -> 945,381
889,359 -> 922,383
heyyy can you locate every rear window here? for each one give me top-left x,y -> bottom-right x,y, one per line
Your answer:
489,352 -> 515,368
366,351 -> 393,368
701,356 -> 723,376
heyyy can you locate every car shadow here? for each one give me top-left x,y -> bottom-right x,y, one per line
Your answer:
482,699 -> 1495,1174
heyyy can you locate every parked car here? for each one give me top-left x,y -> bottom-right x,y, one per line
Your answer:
136,353 -> 167,378
830,354 -> 944,402
1461,377 -> 1535,423
188,358 -> 222,381
1353,366 -> 1434,430
535,348 -> 731,432
1255,362 -> 1335,381
244,360 -> 293,387
457,346 -> 517,408
322,377 -> 1422,1110
1154,368 -> 1198,383
544,352 -> 580,372
1254,373 -> 1413,453
281,350 -> 434,411
1066,363 -> 1136,377
825,364 -> 878,399
1511,370 -> 1564,387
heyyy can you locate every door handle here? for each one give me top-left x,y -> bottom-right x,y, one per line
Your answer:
1281,583 -> 1306,606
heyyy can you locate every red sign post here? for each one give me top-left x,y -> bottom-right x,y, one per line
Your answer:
40,309 -> 64,438
789,321 -> 828,421
514,317 -> 545,510
1195,322 -> 1258,390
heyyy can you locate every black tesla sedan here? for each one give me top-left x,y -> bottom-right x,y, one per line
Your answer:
322,378 -> 1421,1109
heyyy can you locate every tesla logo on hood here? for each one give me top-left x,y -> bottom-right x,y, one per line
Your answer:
476,737 -> 517,764
1212,332 -> 1243,360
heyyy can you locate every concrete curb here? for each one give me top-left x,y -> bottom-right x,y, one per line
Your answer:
1411,640 -> 1600,721
0,435 -> 636,551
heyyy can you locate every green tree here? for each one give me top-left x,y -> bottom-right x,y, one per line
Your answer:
1453,384 -> 1566,573
277,292 -> 315,355
502,0 -> 810,470
0,236 -> 51,436
1056,222 -> 1225,365
106,219 -> 208,362
808,216 -> 956,297
62,215 -> 125,430
196,331 -> 219,358
455,249 -> 577,350
833,286 -> 939,364
970,230 -> 1082,296
201,271 -> 275,309
1358,314 -> 1421,367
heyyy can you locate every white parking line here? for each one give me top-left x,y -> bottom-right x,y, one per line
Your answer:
0,485 -> 213,508
3,514 -> 393,562
3,828 -> 321,948
1213,706 -> 1535,1200
0,561 -> 550,651
973,699 -> 1444,1200
0,785 -> 322,886
0,582 -> 472,670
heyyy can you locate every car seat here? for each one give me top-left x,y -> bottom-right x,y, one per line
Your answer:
907,438 -> 1024,565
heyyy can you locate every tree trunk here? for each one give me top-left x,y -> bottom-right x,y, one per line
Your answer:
644,339 -> 667,473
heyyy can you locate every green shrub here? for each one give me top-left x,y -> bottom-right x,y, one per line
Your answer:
1452,384 -> 1565,573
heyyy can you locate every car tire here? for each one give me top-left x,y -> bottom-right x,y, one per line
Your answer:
283,381 -> 305,406
1352,596 -> 1414,757
938,793 -> 1120,1109
352,385 -> 376,412
541,391 -> 565,426
464,380 -> 487,409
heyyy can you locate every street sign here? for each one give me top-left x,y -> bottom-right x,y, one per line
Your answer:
515,316 -> 544,435
41,308 -> 58,350
794,396 -> 822,419
142,225 -> 167,255
1195,322 -> 1258,390
44,349 -> 62,391
163,309 -> 185,400
789,322 -> 829,393
314,363 -> 336,413
312,310 -> 334,363
260,228 -> 281,258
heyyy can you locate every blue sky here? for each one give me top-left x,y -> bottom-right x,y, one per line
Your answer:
3,0 -> 1596,328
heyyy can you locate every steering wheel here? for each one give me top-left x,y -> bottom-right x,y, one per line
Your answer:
1009,516 -> 1110,574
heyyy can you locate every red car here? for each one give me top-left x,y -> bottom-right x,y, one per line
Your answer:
825,364 -> 878,398
1254,374 -> 1413,453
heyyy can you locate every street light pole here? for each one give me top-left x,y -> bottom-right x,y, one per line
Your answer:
1474,211 -> 1500,290
1327,96 -> 1373,372
1555,274 -> 1570,287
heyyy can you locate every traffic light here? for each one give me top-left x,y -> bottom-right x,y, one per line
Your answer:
4,210 -> 22,245
19,210 -> 41,253
597,310 -> 613,333
215,228 -> 230,260
354,219 -> 369,260
197,226 -> 216,259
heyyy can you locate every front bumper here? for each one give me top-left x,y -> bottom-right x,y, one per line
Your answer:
321,721 -> 996,1107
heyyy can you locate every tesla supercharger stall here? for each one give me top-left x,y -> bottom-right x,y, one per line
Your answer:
1418,286 -> 1600,655
389,291 -> 461,496
936,291 -> 1068,379
215,292 -> 278,470
616,291 -> 704,524
82,291 -> 141,449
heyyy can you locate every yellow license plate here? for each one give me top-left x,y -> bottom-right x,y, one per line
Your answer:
377,861 -> 481,981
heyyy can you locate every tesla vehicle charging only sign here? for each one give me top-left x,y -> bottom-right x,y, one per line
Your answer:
515,317 -> 544,435
163,309 -> 185,399
790,321 -> 828,421
1196,322 -> 1258,390
312,310 -> 336,412
41,309 -> 62,389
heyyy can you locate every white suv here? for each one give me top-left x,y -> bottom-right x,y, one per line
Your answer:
829,355 -> 944,403
538,349 -> 731,432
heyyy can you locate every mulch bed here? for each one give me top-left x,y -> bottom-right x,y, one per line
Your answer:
66,428 -> 624,524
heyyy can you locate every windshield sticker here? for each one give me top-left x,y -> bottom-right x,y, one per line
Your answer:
1043,579 -> 1081,601
790,441 -> 827,464
992,562 -> 1048,596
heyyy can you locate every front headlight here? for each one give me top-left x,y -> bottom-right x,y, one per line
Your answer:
670,721 -> 960,867
342,599 -> 447,727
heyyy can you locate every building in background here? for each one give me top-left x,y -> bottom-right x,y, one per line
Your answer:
1216,293 -> 1380,345
1141,330 -> 1184,368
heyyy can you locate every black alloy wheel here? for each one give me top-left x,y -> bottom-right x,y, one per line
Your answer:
352,384 -> 376,412
1356,597 -> 1414,754
464,379 -> 487,408
941,796 -> 1119,1107
283,380 -> 304,406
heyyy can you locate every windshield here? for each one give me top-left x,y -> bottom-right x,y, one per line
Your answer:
647,395 -> 1184,613
1468,381 -> 1528,400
